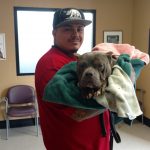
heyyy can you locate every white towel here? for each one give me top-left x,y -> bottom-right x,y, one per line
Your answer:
95,65 -> 142,120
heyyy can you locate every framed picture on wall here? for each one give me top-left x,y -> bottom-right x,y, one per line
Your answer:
0,33 -> 6,60
103,31 -> 123,44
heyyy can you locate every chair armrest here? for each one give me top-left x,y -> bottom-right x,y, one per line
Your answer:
0,97 -> 8,113
0,97 -> 7,103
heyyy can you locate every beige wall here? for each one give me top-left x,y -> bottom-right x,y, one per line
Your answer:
132,0 -> 150,119
0,0 -> 149,120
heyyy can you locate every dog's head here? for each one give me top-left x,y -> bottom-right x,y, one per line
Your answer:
76,51 -> 113,99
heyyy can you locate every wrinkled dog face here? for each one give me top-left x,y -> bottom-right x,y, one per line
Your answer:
77,51 -> 112,99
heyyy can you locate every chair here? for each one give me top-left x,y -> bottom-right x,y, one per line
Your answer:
4,85 -> 39,139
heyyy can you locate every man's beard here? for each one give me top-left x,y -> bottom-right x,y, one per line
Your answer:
70,49 -> 78,53
53,45 -> 78,56
62,48 -> 78,56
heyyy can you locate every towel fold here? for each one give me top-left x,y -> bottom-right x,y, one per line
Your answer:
43,59 -> 143,119
92,43 -> 149,65
96,65 -> 142,119
43,62 -> 105,112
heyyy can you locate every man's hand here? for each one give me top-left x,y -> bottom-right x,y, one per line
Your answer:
71,108 -> 103,121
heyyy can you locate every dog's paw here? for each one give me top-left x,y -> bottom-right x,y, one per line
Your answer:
84,90 -> 101,99
94,90 -> 101,97
86,93 -> 93,99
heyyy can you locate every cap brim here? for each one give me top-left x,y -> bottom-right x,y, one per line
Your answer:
55,19 -> 92,28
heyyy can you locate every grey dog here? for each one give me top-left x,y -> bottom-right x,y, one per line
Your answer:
76,51 -> 113,99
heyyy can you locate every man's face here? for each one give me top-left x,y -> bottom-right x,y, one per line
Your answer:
53,24 -> 84,54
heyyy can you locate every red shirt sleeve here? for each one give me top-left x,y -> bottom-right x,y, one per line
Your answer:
35,49 -> 77,119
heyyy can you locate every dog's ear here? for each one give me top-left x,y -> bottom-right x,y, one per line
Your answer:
105,52 -> 116,67
102,61 -> 112,80
106,52 -> 113,64
74,53 -> 81,60
100,53 -> 113,81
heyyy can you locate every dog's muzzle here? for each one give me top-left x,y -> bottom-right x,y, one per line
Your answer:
78,67 -> 103,99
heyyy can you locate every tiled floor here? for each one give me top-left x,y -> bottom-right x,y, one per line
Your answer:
0,126 -> 46,150
114,122 -> 150,150
0,122 -> 150,150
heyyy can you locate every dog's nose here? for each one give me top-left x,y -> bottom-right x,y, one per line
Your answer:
85,72 -> 93,77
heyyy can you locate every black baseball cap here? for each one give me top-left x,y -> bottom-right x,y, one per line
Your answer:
53,8 -> 92,29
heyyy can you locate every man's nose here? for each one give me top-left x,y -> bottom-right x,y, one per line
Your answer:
72,28 -> 78,36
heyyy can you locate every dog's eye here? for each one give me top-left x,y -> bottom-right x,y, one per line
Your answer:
78,61 -> 88,68
98,64 -> 104,71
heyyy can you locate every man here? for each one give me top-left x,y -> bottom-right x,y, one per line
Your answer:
35,8 -> 110,150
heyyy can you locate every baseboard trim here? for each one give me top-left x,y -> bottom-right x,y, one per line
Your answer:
0,118 -> 40,129
143,116 -> 150,127
124,115 -> 150,127
0,116 -> 149,129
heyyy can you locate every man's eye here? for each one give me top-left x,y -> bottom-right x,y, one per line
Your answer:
77,27 -> 84,32
64,28 -> 72,31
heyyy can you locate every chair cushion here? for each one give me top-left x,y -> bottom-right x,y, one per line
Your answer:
7,106 -> 36,117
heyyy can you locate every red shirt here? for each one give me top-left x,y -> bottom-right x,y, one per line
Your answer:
35,47 -> 110,150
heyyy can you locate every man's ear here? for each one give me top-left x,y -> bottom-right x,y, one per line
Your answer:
52,29 -> 56,36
